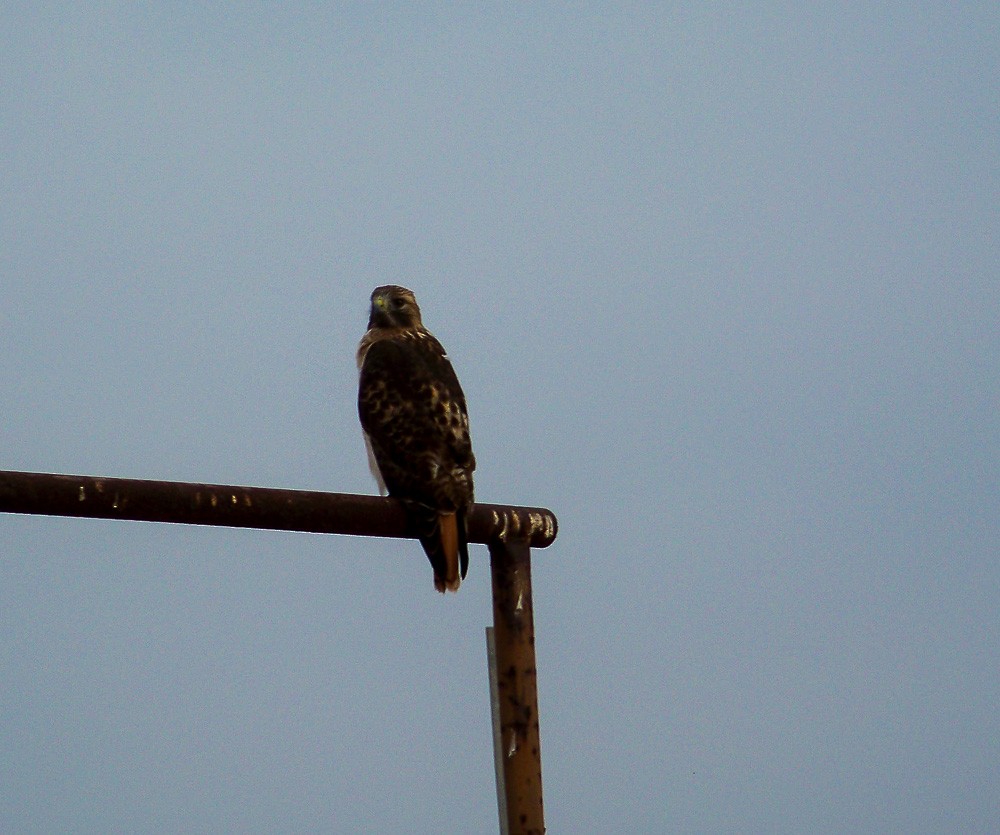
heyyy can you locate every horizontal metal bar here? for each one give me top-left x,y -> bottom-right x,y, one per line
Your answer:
0,470 -> 557,549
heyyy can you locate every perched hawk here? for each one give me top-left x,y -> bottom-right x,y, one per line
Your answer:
357,285 -> 476,593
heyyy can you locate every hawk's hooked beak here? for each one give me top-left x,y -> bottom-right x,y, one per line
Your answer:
368,293 -> 391,329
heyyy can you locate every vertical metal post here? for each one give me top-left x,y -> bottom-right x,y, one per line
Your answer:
489,538 -> 545,835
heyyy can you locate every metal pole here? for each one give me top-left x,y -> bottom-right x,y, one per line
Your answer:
1,469 -> 556,831
489,538 -> 544,835
0,470 -> 557,549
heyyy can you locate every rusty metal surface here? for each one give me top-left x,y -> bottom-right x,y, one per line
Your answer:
0,470 -> 557,548
489,538 -> 545,835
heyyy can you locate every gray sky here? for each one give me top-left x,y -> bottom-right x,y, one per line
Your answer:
2,4 -> 997,832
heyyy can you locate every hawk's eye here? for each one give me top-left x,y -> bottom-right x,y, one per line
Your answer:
392,298 -> 405,309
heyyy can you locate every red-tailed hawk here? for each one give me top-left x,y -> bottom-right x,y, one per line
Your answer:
357,285 -> 476,592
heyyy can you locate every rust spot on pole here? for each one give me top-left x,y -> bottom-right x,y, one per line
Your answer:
489,538 -> 545,834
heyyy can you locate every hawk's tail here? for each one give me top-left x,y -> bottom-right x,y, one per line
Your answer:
404,501 -> 469,593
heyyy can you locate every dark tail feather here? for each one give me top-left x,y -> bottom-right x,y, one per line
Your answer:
401,500 -> 469,593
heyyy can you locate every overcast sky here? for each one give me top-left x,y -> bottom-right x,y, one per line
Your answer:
2,4 -> 997,833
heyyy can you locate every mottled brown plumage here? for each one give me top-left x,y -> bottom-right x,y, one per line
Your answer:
357,286 -> 475,592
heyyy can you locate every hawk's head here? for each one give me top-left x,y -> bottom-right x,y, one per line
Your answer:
368,285 -> 423,329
